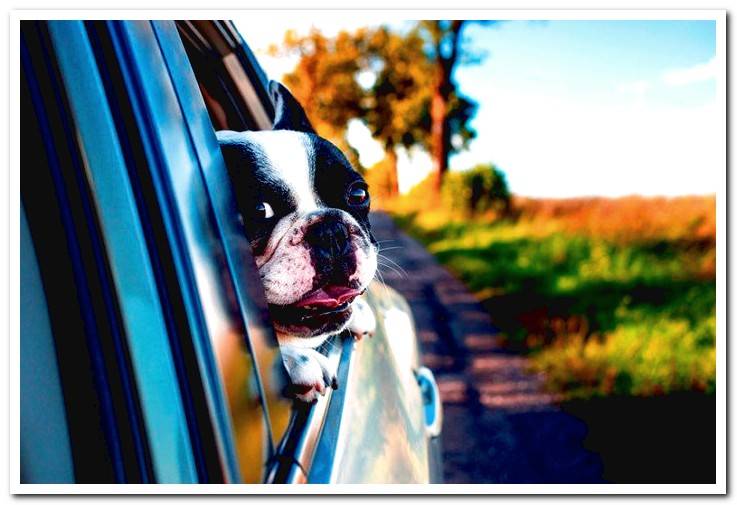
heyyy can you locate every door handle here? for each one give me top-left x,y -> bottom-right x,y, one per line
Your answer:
416,366 -> 442,438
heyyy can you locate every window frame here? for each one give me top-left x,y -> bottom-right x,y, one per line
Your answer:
102,19 -> 276,482
45,20 -> 208,483
155,19 -> 302,482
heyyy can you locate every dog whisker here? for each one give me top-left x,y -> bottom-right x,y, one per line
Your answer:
377,260 -> 408,280
373,265 -> 392,297
377,255 -> 409,278
378,252 -> 408,270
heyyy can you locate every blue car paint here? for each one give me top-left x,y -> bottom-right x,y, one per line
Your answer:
20,204 -> 75,484
48,20 -> 198,484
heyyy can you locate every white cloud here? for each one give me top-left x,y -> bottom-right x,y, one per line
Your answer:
616,80 -> 652,96
662,57 -> 717,87
442,84 -> 719,197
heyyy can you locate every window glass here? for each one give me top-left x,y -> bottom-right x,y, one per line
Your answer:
20,203 -> 75,484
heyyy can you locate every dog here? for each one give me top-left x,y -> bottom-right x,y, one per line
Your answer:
217,81 -> 378,402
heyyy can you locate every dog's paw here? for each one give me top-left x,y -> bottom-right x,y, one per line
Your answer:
280,346 -> 337,403
348,297 -> 376,341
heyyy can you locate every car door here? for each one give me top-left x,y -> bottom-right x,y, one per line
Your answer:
21,20 -> 200,483
20,18 -> 441,485
20,19 -> 288,483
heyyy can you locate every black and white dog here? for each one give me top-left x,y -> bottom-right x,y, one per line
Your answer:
217,82 -> 377,402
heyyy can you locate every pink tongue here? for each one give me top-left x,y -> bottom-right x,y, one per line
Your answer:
295,286 -> 361,308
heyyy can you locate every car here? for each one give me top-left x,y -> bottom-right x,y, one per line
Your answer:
19,19 -> 443,485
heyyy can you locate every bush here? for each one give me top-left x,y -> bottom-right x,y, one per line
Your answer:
441,164 -> 510,217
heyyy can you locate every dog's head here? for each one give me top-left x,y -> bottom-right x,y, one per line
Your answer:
217,82 -> 377,345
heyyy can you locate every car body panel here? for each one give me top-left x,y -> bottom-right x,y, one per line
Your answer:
20,204 -> 75,484
308,285 -> 430,484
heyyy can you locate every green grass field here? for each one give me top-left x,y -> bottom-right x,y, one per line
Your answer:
388,196 -> 716,399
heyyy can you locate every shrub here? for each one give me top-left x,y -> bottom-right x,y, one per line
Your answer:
441,164 -> 510,217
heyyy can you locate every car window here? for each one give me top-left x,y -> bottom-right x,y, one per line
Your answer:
172,19 -> 303,480
97,20 -> 281,483
22,18 -> 281,483
173,20 -> 364,483
22,18 -> 336,484
177,20 -> 273,131
112,22 -> 310,482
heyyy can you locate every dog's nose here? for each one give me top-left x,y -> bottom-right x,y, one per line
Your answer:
303,215 -> 353,263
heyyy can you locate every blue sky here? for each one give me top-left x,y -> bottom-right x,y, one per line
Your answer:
233,17 -> 720,197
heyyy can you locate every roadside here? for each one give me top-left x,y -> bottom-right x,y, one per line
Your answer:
369,212 -> 605,483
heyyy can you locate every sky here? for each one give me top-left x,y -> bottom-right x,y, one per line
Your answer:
232,17 -> 720,197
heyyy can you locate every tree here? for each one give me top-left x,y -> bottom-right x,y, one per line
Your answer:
441,163 -> 510,217
276,26 -> 434,196
361,26 -> 433,195
419,21 -> 491,192
363,24 -> 479,196
276,22 -> 483,196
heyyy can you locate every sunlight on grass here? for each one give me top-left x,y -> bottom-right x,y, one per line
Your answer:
385,193 -> 716,399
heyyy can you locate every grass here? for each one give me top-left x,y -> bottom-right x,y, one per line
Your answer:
385,194 -> 716,399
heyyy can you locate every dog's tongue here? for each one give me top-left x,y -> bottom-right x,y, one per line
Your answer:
295,286 -> 361,308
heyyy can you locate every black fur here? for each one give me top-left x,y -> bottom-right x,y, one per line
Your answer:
217,130 -> 298,256
269,81 -> 315,134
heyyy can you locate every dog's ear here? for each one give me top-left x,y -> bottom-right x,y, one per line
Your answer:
269,81 -> 315,134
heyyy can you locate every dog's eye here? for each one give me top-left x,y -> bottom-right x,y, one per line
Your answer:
346,183 -> 369,207
256,202 -> 274,219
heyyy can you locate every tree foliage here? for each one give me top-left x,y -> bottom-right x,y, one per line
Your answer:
274,22 -> 484,195
275,28 -> 367,140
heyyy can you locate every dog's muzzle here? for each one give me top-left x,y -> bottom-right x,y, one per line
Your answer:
304,213 -> 358,289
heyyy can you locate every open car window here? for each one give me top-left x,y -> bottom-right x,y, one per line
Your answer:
177,20 -> 273,132
103,20 -> 289,483
175,20 -> 352,483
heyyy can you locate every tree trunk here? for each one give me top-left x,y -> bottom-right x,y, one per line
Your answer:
386,142 -> 400,197
430,73 -> 450,193
429,20 -> 463,194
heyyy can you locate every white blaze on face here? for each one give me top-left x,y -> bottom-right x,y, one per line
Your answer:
241,130 -> 319,306
242,130 -> 318,213
258,239 -> 315,305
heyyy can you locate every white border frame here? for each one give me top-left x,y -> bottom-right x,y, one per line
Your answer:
7,8 -> 727,496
